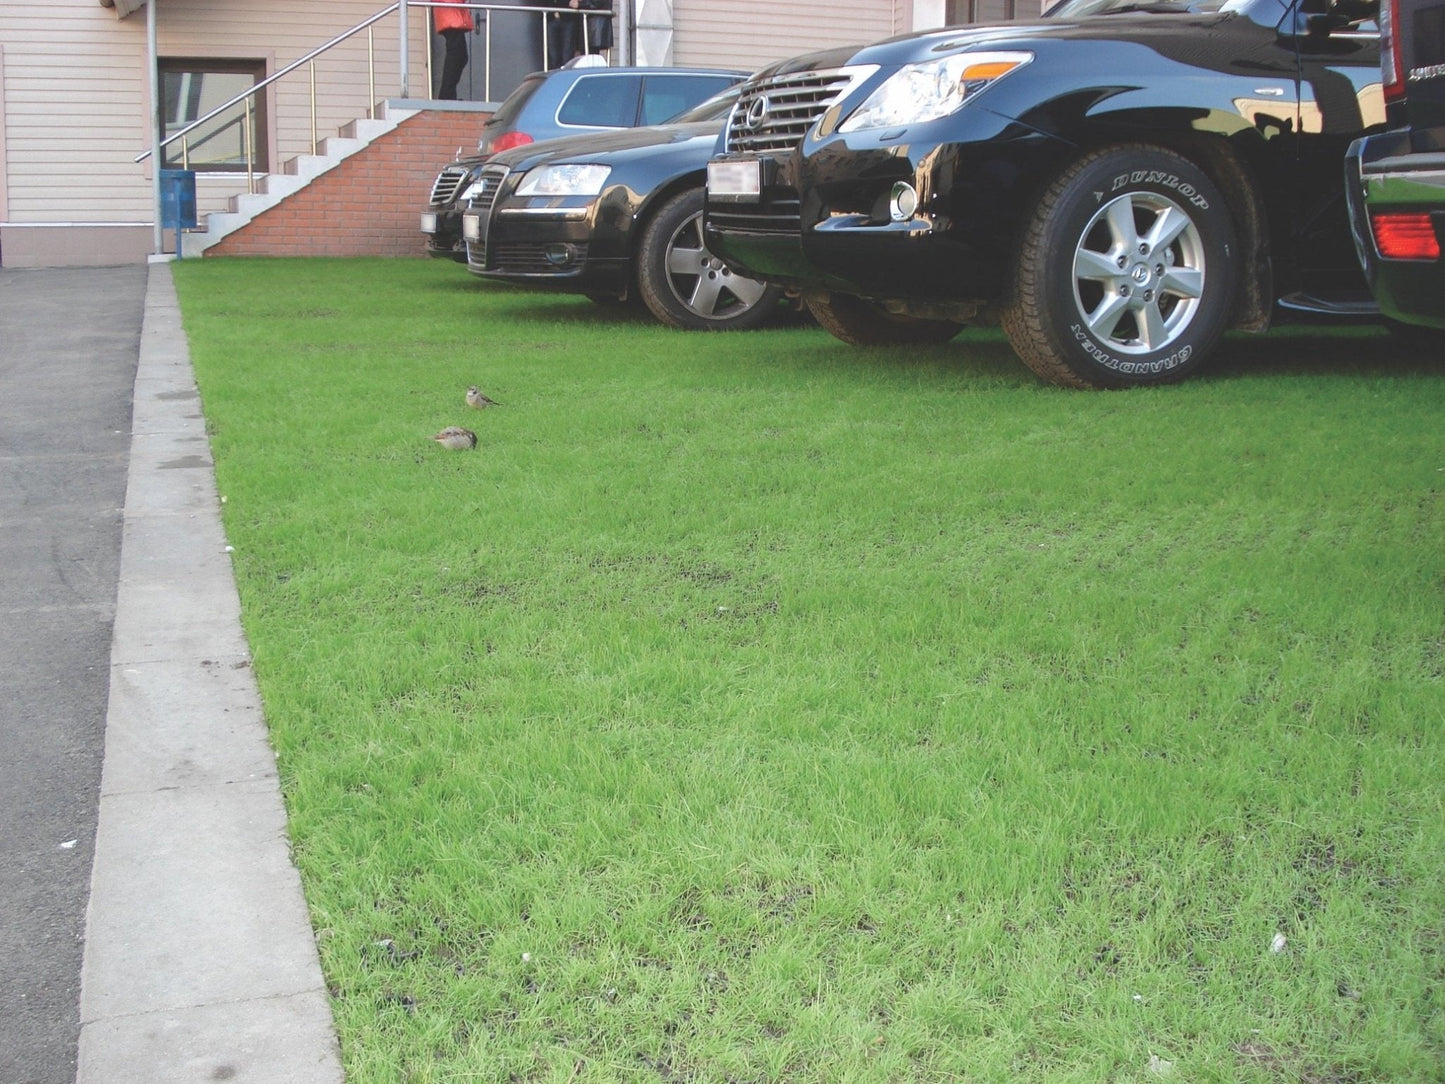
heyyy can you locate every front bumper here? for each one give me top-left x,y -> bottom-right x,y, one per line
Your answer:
705,119 -> 1069,304
1346,133 -> 1445,330
420,207 -> 467,261
462,191 -> 634,298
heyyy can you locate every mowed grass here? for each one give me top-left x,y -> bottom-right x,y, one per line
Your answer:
174,258 -> 1444,1083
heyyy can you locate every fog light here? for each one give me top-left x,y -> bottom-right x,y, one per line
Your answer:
544,243 -> 579,268
889,181 -> 918,222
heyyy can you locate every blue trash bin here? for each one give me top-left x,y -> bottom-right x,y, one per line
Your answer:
159,169 -> 198,231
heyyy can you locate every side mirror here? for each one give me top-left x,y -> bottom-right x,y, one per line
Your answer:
1302,0 -> 1377,36
1329,0 -> 1379,18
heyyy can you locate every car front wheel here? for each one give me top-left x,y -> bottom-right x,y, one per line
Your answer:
637,188 -> 782,330
1001,145 -> 1237,389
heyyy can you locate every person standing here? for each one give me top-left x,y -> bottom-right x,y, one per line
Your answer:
434,0 -> 474,100
580,0 -> 613,55
546,0 -> 582,68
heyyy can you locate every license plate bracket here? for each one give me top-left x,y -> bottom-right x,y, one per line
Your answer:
708,157 -> 772,202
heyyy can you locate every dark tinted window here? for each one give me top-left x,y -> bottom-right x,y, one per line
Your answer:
663,86 -> 742,125
640,75 -> 740,125
557,74 -> 644,127
484,74 -> 546,131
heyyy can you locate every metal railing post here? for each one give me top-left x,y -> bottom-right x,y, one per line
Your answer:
399,0 -> 410,98
310,60 -> 318,154
368,26 -> 377,119
244,98 -> 255,193
148,0 -> 162,255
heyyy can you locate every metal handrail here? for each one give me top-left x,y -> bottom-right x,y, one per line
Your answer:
135,3 -> 403,163
137,2 -> 617,167
410,1 -> 613,92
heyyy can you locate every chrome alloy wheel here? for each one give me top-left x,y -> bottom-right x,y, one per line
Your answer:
1070,192 -> 1206,355
663,210 -> 770,320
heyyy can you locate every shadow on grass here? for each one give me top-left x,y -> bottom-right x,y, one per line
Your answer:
443,270 -> 1445,388
1205,326 -> 1445,383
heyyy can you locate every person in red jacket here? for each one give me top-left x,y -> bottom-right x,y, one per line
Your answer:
434,0 -> 474,100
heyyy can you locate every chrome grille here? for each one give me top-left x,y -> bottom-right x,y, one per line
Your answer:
465,237 -> 487,272
724,66 -> 875,155
462,166 -> 510,270
467,167 -> 507,215
429,165 -> 470,206
706,198 -> 802,235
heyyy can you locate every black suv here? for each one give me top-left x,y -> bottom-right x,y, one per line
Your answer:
1345,0 -> 1445,329
705,0 -> 1385,387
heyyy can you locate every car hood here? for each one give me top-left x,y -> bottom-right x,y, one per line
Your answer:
485,121 -> 724,170
749,9 -> 1256,79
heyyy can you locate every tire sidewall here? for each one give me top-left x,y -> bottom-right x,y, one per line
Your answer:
1028,148 -> 1235,387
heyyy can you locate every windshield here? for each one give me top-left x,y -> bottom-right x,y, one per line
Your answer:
659,85 -> 742,125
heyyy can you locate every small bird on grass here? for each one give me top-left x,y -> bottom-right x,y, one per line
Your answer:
432,426 -> 478,450
466,386 -> 500,409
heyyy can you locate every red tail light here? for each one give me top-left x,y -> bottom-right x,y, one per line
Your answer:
1381,0 -> 1406,104
1371,213 -> 1441,260
489,131 -> 535,153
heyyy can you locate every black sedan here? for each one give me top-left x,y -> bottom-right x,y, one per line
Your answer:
706,0 -> 1387,387
461,92 -> 784,330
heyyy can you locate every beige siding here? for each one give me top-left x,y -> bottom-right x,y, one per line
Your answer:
0,0 -> 429,224
672,0 -> 906,72
1,0 -> 929,250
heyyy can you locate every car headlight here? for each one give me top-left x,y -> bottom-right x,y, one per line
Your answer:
515,164 -> 612,197
839,51 -> 1032,132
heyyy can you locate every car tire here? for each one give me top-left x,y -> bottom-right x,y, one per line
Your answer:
1001,144 -> 1237,389
637,188 -> 782,330
805,292 -> 963,346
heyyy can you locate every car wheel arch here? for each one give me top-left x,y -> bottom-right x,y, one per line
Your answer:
1000,141 -> 1242,387
626,171 -> 709,285
1048,132 -> 1274,332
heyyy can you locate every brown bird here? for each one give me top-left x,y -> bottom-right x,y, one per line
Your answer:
466,386 -> 500,409
431,426 -> 478,450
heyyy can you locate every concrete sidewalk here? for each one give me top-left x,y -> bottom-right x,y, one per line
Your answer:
73,262 -> 343,1082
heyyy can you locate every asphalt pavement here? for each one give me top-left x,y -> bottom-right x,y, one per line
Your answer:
1,265 -> 142,1084
0,262 -> 343,1084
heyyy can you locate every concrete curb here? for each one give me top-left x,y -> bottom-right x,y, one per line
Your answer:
76,263 -> 344,1083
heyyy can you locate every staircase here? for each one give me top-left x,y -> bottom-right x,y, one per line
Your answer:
181,101 -> 422,258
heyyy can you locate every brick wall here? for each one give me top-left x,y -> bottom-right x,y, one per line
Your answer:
205,110 -> 487,258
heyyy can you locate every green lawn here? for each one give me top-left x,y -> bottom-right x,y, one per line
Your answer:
175,257 -> 1444,1083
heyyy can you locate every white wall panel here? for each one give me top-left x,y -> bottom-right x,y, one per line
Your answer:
671,0 -> 904,72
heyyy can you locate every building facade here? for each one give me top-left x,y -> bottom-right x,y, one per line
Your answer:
0,0 -> 978,267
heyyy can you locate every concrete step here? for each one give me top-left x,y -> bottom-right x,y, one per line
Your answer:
262,173 -> 307,199
188,100 -> 417,255
318,136 -> 366,159
231,191 -> 283,218
284,154 -> 333,180
341,117 -> 392,141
